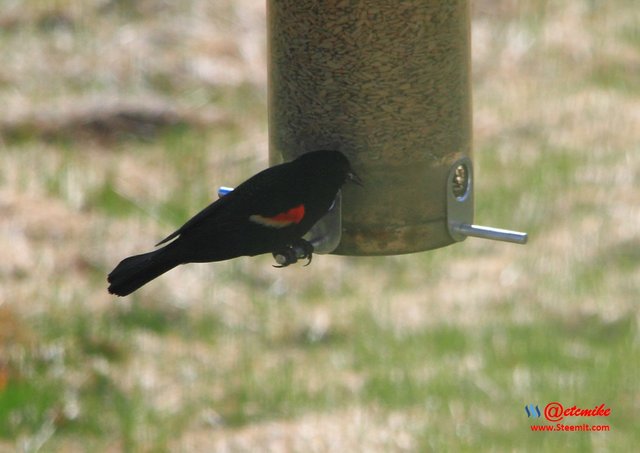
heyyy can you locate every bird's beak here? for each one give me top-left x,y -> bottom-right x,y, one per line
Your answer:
348,171 -> 363,187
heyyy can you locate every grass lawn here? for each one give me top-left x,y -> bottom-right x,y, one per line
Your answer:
1,1 -> 638,451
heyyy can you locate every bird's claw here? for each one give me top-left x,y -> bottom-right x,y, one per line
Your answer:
272,239 -> 314,268
297,239 -> 314,267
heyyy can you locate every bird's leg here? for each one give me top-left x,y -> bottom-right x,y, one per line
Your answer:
293,238 -> 314,266
272,239 -> 314,268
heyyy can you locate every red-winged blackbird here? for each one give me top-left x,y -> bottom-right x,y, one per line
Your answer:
107,150 -> 359,296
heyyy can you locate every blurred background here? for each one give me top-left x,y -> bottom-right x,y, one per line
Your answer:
0,0 -> 638,451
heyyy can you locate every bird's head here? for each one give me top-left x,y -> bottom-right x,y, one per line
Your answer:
295,150 -> 362,187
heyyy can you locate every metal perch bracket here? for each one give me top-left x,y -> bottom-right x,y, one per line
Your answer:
446,157 -> 528,245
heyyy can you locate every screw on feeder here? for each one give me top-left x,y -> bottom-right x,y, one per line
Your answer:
446,158 -> 528,245
452,163 -> 469,199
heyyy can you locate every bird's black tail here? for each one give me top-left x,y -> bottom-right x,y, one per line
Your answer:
107,246 -> 181,296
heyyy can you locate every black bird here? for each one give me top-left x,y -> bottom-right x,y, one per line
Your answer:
107,150 -> 359,296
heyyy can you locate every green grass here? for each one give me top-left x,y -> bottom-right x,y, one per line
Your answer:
3,127 -> 638,449
1,0 -> 639,451
6,294 -> 635,450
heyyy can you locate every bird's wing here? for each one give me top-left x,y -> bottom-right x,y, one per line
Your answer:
155,162 -> 304,246
154,195 -> 230,246
247,203 -> 306,228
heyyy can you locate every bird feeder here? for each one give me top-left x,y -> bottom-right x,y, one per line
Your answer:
264,0 -> 526,256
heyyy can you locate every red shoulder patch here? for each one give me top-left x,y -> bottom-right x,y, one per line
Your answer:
249,204 -> 305,228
